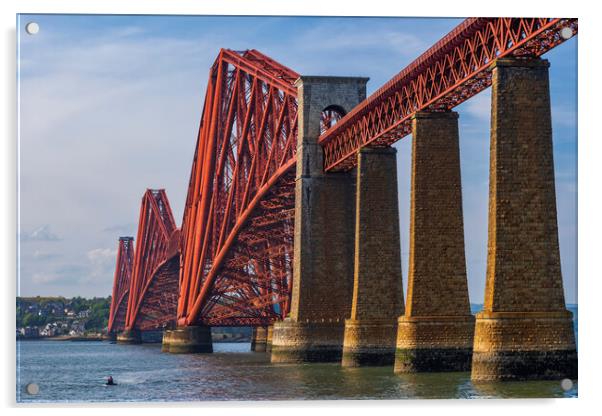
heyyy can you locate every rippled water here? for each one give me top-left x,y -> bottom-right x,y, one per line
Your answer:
17,339 -> 577,402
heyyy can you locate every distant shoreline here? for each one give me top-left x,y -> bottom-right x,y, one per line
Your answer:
17,336 -> 252,343
17,335 -> 106,342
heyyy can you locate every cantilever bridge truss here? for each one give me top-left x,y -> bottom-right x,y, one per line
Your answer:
126,189 -> 181,332
108,17 -> 577,333
107,237 -> 134,334
178,49 -> 299,327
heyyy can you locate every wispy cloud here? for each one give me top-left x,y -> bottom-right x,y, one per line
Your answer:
81,248 -> 118,284
32,272 -> 70,285
33,250 -> 61,260
87,248 -> 117,264
20,225 -> 61,242
295,23 -> 428,56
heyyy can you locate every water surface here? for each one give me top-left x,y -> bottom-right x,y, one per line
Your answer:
17,339 -> 577,402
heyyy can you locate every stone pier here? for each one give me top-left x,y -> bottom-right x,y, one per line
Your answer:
271,76 -> 368,363
395,111 -> 474,373
342,147 -> 404,367
161,326 -> 213,354
265,325 -> 274,353
116,329 -> 141,344
251,326 -> 268,352
471,57 -> 577,381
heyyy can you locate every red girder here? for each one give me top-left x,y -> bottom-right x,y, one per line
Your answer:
124,189 -> 179,331
133,254 -> 180,331
178,49 -> 298,326
107,236 -> 134,333
319,18 -> 578,171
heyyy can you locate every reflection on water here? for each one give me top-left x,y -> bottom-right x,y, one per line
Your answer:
472,379 -> 574,399
17,340 -> 577,402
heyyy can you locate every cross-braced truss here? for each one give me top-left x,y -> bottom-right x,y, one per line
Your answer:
107,237 -> 134,334
125,189 -> 180,331
177,49 -> 299,326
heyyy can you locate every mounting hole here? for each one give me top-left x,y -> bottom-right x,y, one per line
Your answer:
560,378 -> 573,391
560,27 -> 573,40
25,383 -> 39,395
25,22 -> 40,35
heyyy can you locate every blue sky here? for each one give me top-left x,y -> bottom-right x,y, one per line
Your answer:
17,15 -> 577,304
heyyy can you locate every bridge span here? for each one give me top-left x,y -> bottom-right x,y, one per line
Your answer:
108,17 -> 577,381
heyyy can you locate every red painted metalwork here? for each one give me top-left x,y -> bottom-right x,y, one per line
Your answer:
124,189 -> 180,331
178,49 -> 298,326
107,236 -> 134,334
319,18 -> 578,171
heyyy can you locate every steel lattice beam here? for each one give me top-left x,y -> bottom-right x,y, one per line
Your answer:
319,18 -> 578,171
178,49 -> 298,326
107,237 -> 134,333
125,189 -> 179,330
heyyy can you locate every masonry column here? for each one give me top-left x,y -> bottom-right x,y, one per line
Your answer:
265,325 -> 273,353
251,326 -> 268,352
161,326 -> 213,354
342,147 -> 404,367
271,76 -> 369,363
471,57 -> 577,381
117,329 -> 141,344
394,111 -> 475,373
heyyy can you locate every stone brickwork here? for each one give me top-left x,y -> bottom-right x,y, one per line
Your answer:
161,326 -> 213,354
471,57 -> 577,381
395,317 -> 475,372
395,111 -> 474,373
251,326 -> 268,352
266,325 -> 273,353
272,320 -> 348,363
117,329 -> 142,344
342,147 -> 404,367
271,76 -> 369,364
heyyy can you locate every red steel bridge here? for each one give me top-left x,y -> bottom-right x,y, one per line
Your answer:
108,17 -> 577,335
109,189 -> 180,335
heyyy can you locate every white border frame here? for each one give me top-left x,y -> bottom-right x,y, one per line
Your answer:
2,1 -> 599,414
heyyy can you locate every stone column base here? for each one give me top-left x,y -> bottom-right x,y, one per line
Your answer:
471,311 -> 577,381
266,325 -> 274,353
251,326 -> 268,352
342,319 -> 397,367
271,320 -> 345,363
116,329 -> 141,344
394,315 -> 475,373
162,326 -> 213,354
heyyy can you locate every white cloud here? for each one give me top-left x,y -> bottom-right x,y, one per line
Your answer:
87,248 -> 117,265
20,225 -> 61,242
